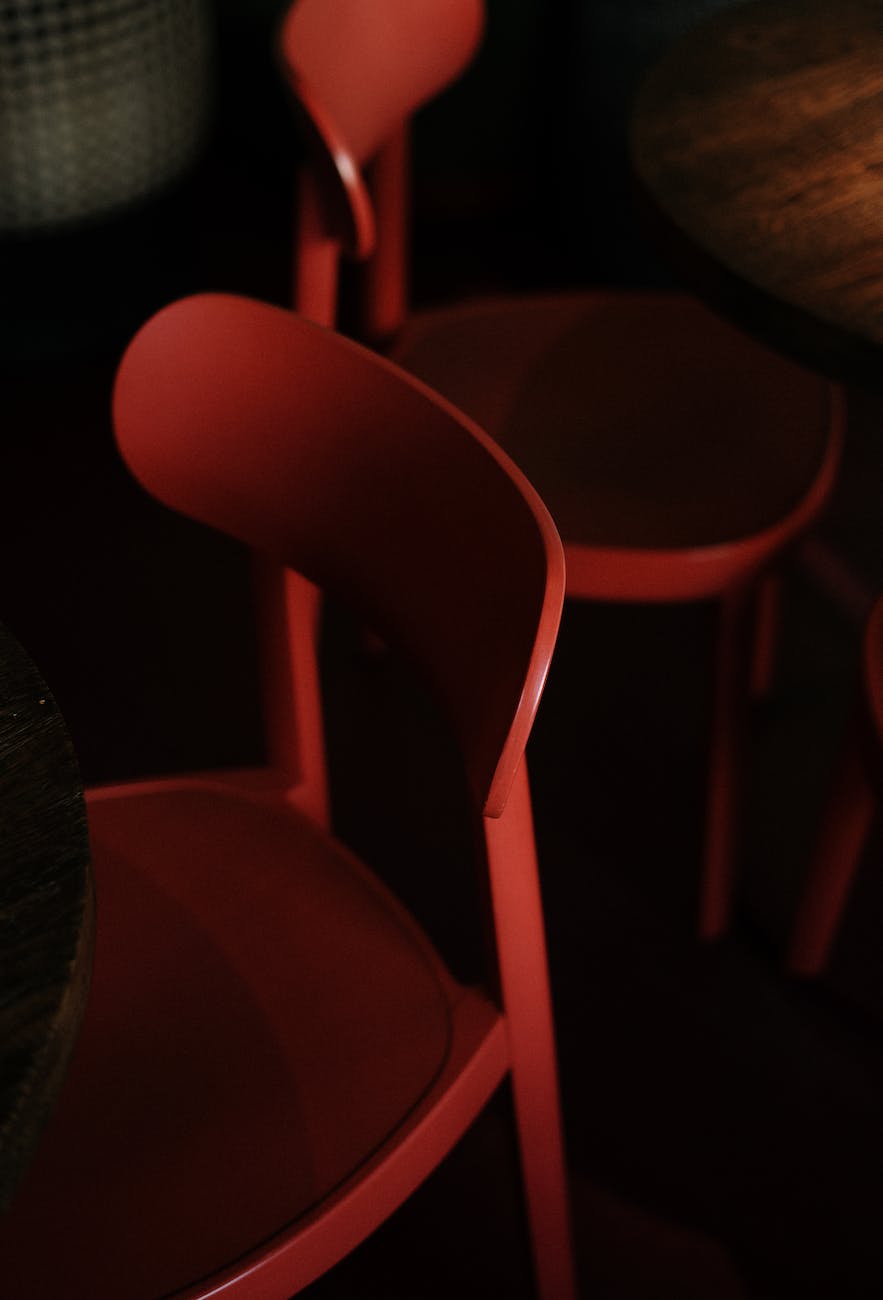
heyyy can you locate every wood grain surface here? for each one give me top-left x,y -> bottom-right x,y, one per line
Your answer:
0,624 -> 92,1212
631,0 -> 883,383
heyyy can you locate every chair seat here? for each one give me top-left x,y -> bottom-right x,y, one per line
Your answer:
0,776 -> 488,1300
392,291 -> 832,553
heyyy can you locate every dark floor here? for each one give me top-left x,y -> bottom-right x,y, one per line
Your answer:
3,132 -> 883,1299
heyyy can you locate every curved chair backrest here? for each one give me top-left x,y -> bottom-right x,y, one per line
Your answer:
279,0 -> 484,166
278,0 -> 484,332
112,293 -> 564,817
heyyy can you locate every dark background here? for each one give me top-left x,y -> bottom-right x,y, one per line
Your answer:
3,2 -> 883,1297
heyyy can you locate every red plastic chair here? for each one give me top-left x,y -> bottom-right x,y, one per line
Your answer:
788,593 -> 883,976
277,0 -> 845,940
0,294 -> 577,1300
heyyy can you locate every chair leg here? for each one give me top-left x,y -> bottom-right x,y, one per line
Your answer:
700,588 -> 752,941
788,735 -> 875,976
750,571 -> 781,699
484,760 -> 578,1300
293,169 -> 340,327
253,557 -> 331,828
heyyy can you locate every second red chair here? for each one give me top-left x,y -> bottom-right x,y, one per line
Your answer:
277,0 -> 845,940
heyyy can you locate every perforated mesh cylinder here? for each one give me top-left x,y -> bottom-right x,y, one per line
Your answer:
0,0 -> 213,232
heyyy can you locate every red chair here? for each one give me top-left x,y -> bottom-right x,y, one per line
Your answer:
277,0 -> 845,940
788,593 -> 883,976
0,294 -> 577,1300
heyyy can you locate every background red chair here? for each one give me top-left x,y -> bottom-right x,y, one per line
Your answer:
788,592 -> 883,977
0,294 -> 576,1300
277,0 -> 845,941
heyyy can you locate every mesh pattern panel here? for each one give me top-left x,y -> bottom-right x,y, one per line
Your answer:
0,0 -> 213,231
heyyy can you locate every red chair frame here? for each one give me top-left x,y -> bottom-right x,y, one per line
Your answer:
0,295 -> 576,1300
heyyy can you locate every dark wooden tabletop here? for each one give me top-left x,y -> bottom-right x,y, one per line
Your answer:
0,623 -> 92,1211
631,0 -> 883,385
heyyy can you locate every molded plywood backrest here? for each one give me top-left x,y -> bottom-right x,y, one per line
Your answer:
278,0 -> 484,165
112,294 -> 563,817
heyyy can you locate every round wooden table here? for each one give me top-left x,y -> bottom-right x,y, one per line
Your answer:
630,0 -> 883,386
0,624 -> 92,1211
